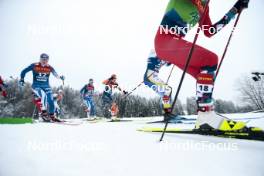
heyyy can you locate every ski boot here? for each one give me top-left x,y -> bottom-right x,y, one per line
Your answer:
49,113 -> 62,122
40,110 -> 51,122
195,72 -> 253,132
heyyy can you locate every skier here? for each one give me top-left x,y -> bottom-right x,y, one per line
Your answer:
19,53 -> 65,122
102,74 -> 127,118
144,0 -> 250,131
0,76 -> 8,98
80,79 -> 96,119
53,89 -> 64,117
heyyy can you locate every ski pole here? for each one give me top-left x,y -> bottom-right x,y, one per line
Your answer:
215,11 -> 242,79
124,80 -> 144,98
160,0 -> 211,142
166,66 -> 175,84
121,65 -> 174,117
32,105 -> 37,120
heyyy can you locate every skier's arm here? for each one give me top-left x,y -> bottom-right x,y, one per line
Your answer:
51,67 -> 59,78
202,0 -> 249,38
51,67 -> 65,81
80,85 -> 86,97
115,83 -> 128,95
201,8 -> 237,38
20,64 -> 34,80
102,79 -> 109,85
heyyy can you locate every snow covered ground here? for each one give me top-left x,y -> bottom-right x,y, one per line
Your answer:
1,112 -> 264,176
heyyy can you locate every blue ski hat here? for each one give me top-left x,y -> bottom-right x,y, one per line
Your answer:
40,53 -> 49,60
89,78 -> 94,84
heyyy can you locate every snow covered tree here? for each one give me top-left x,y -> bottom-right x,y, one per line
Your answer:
171,99 -> 184,115
237,75 -> 264,110
186,97 -> 197,115
214,99 -> 237,113
0,79 -> 34,117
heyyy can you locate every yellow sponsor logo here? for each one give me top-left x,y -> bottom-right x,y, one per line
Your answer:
197,77 -> 213,81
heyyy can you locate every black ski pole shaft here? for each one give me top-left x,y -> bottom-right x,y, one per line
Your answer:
166,66 -> 175,84
32,105 -> 37,120
125,81 -> 144,97
160,0 -> 210,142
215,11 -> 242,79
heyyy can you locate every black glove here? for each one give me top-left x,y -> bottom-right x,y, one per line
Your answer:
60,75 -> 65,81
19,79 -> 25,87
123,90 -> 128,95
166,62 -> 172,67
234,0 -> 250,11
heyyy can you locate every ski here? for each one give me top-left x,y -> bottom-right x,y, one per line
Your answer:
51,121 -> 83,126
84,118 -> 133,123
34,119 -> 83,126
108,119 -> 133,122
138,127 -> 264,141
86,119 -> 103,123
149,115 -> 264,125
148,116 -> 196,124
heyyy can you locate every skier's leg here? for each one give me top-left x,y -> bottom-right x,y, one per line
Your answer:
54,100 -> 61,117
102,95 -> 107,118
89,98 -> 96,117
144,51 -> 172,113
82,98 -> 88,112
32,87 -> 49,120
144,71 -> 172,112
44,88 -> 54,114
44,87 -> 61,122
0,86 -> 7,98
32,93 -> 42,113
155,32 -> 248,130
155,32 -> 218,78
85,99 -> 92,118
102,93 -> 112,118
195,70 -> 223,129
32,88 -> 46,111
2,90 -> 7,98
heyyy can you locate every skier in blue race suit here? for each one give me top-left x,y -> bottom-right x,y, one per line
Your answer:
80,79 -> 96,118
19,53 -> 65,122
